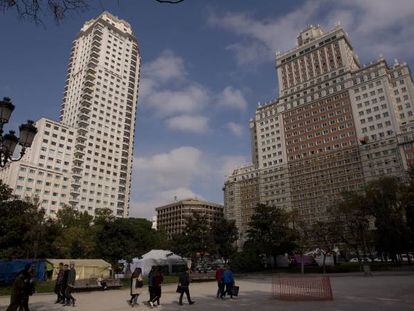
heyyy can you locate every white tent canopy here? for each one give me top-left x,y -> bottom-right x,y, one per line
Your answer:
130,250 -> 187,275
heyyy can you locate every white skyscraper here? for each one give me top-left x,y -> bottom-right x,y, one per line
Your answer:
59,12 -> 140,217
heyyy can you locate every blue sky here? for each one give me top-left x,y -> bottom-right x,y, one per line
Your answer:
1,0 -> 414,218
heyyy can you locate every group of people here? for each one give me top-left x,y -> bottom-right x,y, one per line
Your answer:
54,262 -> 77,307
128,266 -> 164,308
215,266 -> 236,299
128,267 -> 195,307
8,263 -> 234,310
6,264 -> 35,311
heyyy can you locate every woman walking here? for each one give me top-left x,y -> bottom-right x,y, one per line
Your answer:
149,268 -> 164,307
129,268 -> 143,307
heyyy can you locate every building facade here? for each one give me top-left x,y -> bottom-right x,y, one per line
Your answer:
0,118 -> 75,216
224,25 -> 414,244
156,199 -> 224,239
59,12 -> 140,217
0,12 -> 140,218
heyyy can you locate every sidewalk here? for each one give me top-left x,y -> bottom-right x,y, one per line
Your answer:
1,273 -> 413,310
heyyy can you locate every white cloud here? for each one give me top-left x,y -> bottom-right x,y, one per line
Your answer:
166,115 -> 209,133
226,122 -> 243,137
134,146 -> 203,190
145,84 -> 210,118
129,187 -> 203,218
217,86 -> 248,110
130,146 -> 248,218
208,0 -> 414,65
143,49 -> 186,83
221,155 -> 249,178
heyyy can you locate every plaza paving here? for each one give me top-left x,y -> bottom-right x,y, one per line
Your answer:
1,272 -> 414,311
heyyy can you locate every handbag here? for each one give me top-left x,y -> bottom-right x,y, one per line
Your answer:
176,285 -> 183,293
135,279 -> 143,288
231,285 -> 239,297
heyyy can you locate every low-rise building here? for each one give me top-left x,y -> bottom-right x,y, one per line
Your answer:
156,198 -> 223,239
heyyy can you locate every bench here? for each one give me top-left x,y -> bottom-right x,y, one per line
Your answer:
191,272 -> 216,282
73,278 -> 122,292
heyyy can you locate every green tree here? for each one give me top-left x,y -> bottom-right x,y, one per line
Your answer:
246,204 -> 297,267
329,191 -> 375,263
211,218 -> 238,260
365,177 -> 410,263
170,212 -> 215,260
0,181 -> 49,258
95,218 -> 162,264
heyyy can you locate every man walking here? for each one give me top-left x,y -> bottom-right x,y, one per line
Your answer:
221,266 -> 235,299
54,263 -> 64,303
178,269 -> 195,306
64,262 -> 76,307
215,266 -> 225,298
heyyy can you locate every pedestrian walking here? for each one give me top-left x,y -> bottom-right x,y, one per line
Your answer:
60,264 -> 69,305
64,262 -> 76,307
6,264 -> 33,311
178,269 -> 195,306
54,263 -> 65,303
149,268 -> 164,307
20,271 -> 35,311
221,266 -> 235,299
147,267 -> 155,306
215,266 -> 225,298
129,268 -> 143,307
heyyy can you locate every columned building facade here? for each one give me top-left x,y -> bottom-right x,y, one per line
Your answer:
224,25 -> 414,244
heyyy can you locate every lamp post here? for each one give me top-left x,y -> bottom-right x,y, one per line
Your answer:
0,97 -> 38,168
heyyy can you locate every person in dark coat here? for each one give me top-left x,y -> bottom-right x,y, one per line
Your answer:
20,270 -> 35,311
60,264 -> 69,305
149,268 -> 164,307
147,267 -> 155,305
54,263 -> 64,303
178,269 -> 195,306
6,264 -> 33,311
64,262 -> 76,306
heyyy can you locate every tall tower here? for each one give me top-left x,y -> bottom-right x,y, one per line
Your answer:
59,12 -> 140,217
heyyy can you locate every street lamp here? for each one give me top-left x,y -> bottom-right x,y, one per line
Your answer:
0,97 -> 37,167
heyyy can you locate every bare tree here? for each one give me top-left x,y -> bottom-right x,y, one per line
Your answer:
0,0 -> 184,23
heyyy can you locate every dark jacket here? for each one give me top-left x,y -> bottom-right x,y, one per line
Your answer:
10,273 -> 25,300
62,270 -> 69,288
56,269 -> 64,285
179,272 -> 190,287
67,268 -> 76,287
154,273 -> 164,287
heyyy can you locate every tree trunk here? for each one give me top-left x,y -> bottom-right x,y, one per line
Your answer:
301,254 -> 304,274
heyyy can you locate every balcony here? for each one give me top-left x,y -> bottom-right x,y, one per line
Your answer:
82,94 -> 92,102
72,169 -> 82,178
79,113 -> 89,121
74,147 -> 85,156
70,188 -> 80,196
83,85 -> 93,94
91,45 -> 100,53
77,127 -> 87,137
77,119 -> 88,127
80,105 -> 90,114
84,80 -> 93,88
